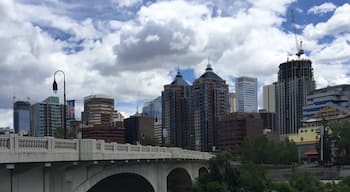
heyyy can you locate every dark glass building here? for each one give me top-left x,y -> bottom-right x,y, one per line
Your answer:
192,64 -> 229,151
13,101 -> 31,135
124,115 -> 154,145
162,70 -> 192,148
31,96 -> 63,137
217,112 -> 264,158
276,59 -> 315,135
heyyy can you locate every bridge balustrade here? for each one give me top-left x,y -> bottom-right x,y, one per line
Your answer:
0,135 -> 213,164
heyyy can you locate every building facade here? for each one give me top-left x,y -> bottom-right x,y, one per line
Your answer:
303,84 -> 350,120
13,101 -> 31,135
162,70 -> 192,148
217,112 -> 264,158
236,76 -> 258,112
276,59 -> 315,135
192,64 -> 229,151
263,83 -> 276,113
82,95 -> 123,126
81,121 -> 125,143
142,96 -> 162,120
31,96 -> 63,137
229,92 -> 237,113
124,115 -> 155,145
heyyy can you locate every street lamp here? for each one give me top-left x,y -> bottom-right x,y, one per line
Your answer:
53,70 -> 66,139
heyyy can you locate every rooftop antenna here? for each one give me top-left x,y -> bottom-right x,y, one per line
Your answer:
206,56 -> 213,71
291,9 -> 304,58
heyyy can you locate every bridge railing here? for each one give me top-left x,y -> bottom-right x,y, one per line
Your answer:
0,135 -> 213,164
0,135 -> 79,163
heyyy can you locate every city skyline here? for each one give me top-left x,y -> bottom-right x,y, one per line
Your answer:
1,0 -> 350,128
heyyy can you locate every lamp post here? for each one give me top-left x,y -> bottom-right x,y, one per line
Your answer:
52,70 -> 66,139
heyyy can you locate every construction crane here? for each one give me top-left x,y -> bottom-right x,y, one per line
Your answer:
291,9 -> 304,58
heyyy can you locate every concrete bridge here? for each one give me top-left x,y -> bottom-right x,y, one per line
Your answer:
0,135 -> 212,192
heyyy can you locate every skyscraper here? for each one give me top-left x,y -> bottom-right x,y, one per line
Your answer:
276,59 -> 315,135
13,101 -> 31,135
82,95 -> 123,126
236,76 -> 258,112
162,70 -> 192,148
192,64 -> 229,151
31,96 -> 63,137
142,96 -> 162,120
229,92 -> 237,113
124,115 -> 155,145
263,83 -> 276,112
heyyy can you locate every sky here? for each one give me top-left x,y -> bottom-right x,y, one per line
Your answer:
1,0 -> 350,128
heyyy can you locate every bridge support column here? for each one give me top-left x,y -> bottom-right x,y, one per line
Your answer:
155,163 -> 167,192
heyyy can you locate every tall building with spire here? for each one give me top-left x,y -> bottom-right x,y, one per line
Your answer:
276,59 -> 315,135
192,64 -> 229,151
162,70 -> 192,148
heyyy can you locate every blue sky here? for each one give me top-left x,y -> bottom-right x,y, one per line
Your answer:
0,0 -> 350,128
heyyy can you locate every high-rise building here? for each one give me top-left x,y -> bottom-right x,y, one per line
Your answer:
13,101 -> 31,135
192,64 -> 229,151
81,121 -> 125,143
217,112 -> 264,157
162,70 -> 192,148
124,115 -> 154,145
31,96 -> 63,137
142,96 -> 162,120
236,76 -> 258,112
82,95 -> 123,126
303,84 -> 350,120
263,83 -> 276,113
229,93 -> 237,113
154,119 -> 162,145
276,59 -> 315,135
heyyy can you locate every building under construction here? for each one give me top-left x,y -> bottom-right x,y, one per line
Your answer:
276,59 -> 315,135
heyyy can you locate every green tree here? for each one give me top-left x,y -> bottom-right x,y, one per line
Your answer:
329,119 -> 350,164
54,127 -> 75,139
241,135 -> 297,164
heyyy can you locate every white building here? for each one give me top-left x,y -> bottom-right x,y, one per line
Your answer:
236,76 -> 257,112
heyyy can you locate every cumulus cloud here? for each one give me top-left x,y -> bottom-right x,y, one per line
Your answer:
307,2 -> 337,15
304,3 -> 350,39
1,0 -> 350,128
113,0 -> 141,8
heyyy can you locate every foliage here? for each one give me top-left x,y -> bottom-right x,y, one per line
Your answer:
192,151 -> 350,192
329,119 -> 350,164
54,127 -> 75,139
241,135 -> 298,164
192,151 -> 269,192
141,136 -> 159,146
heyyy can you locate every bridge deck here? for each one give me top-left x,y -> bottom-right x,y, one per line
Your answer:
0,135 -> 212,164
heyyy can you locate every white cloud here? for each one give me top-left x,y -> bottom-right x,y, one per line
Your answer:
307,2 -> 337,15
304,3 -> 350,39
145,34 -> 160,42
1,0 -> 350,128
113,0 -> 141,8
0,109 -> 12,128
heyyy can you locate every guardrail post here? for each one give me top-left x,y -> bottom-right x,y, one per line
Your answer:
79,139 -> 96,160
126,144 -> 130,152
12,135 -> 19,153
9,135 -> 15,153
113,142 -> 117,152
101,140 -> 105,153
46,137 -> 54,153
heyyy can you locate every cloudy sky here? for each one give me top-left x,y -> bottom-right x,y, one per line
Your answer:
1,0 -> 350,128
